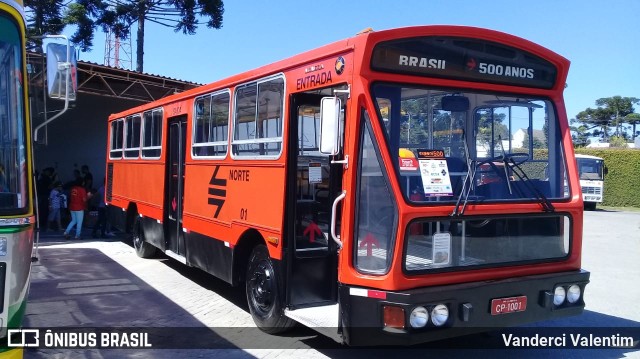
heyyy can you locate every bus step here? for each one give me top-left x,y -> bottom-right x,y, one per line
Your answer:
284,303 -> 342,343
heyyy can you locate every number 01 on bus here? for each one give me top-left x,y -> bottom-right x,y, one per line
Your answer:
105,25 -> 589,346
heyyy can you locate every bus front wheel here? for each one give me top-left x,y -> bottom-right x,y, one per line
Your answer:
245,245 -> 294,333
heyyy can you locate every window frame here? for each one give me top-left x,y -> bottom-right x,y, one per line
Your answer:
192,89 -> 230,160
109,119 -> 124,160
124,114 -> 142,159
141,108 -> 163,159
353,109 -> 398,275
231,74 -> 286,160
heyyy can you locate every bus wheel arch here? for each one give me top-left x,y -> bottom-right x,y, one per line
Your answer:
125,203 -> 138,234
132,214 -> 157,258
232,229 -> 265,286
125,203 -> 156,258
234,229 -> 294,333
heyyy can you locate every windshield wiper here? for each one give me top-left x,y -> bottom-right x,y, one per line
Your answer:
451,130 -> 477,217
506,158 -> 556,212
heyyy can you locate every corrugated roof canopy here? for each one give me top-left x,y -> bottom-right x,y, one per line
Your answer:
27,52 -> 201,103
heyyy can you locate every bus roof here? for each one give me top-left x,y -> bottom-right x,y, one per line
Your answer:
109,25 -> 570,120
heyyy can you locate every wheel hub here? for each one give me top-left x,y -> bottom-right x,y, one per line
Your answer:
251,262 -> 273,312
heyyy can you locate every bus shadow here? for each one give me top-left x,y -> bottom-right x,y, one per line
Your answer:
109,236 -> 339,348
145,244 -> 342,347
24,246 -> 259,358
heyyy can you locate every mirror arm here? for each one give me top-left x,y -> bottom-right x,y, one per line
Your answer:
331,155 -> 349,169
34,35 -> 73,142
333,84 -> 351,98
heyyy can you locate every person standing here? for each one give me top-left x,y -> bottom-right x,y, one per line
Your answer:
92,180 -> 107,238
47,181 -> 65,231
64,179 -> 91,239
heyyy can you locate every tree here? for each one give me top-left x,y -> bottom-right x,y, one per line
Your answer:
574,107 -> 612,141
625,113 -> 640,141
24,0 -> 66,51
63,0 -> 224,73
595,96 -> 639,136
569,120 -> 591,147
574,96 -> 639,141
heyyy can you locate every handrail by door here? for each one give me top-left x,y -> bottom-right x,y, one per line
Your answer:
330,190 -> 346,249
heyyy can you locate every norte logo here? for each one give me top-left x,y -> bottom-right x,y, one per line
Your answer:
207,166 -> 227,218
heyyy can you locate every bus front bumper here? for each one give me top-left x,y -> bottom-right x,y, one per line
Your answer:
338,269 -> 590,346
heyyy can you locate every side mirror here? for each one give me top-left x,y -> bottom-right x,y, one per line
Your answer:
604,165 -> 608,176
319,97 -> 341,155
46,43 -> 77,101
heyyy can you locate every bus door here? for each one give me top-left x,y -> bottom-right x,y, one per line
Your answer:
164,115 -> 187,260
286,93 -> 344,308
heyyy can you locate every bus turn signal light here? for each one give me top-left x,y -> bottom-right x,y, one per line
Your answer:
383,305 -> 405,330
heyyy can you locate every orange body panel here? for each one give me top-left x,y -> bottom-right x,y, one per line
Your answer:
181,163 -> 287,259
110,162 -> 164,216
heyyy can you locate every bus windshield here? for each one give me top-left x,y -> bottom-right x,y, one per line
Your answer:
0,13 -> 28,214
577,157 -> 604,181
372,83 -> 568,205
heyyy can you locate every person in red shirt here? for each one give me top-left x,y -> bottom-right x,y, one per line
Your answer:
64,179 -> 92,239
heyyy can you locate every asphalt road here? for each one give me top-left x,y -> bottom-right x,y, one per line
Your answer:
21,209 -> 640,358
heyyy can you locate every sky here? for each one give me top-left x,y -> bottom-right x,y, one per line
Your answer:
71,0 -> 640,122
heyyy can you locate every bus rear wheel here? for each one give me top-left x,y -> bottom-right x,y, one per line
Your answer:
132,216 -> 156,258
245,245 -> 294,334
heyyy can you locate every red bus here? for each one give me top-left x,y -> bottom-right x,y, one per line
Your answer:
106,25 -> 589,346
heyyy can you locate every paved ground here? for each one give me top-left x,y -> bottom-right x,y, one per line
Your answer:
25,228 -> 333,359
21,209 -> 640,358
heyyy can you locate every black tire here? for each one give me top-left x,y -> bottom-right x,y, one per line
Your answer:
132,216 -> 156,258
245,245 -> 294,334
584,202 -> 597,211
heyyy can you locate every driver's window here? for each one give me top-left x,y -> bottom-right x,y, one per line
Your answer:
475,108 -> 509,159
475,104 -> 546,160
473,101 -> 554,196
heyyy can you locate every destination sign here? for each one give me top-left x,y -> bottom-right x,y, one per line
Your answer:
371,37 -> 557,89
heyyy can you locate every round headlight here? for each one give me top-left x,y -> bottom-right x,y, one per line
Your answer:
430,304 -> 449,326
409,306 -> 429,328
553,286 -> 566,306
567,284 -> 581,304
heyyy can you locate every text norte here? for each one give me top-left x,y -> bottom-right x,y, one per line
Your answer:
296,71 -> 332,90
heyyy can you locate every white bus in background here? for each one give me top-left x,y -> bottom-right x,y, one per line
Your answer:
576,154 -> 607,210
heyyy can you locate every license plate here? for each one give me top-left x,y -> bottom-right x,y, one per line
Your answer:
491,296 -> 527,315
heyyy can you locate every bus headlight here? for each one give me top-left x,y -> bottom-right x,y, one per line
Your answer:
553,286 -> 566,306
567,284 -> 581,304
409,306 -> 429,328
430,304 -> 449,326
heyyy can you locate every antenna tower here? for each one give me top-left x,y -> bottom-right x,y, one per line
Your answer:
104,28 -> 133,70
